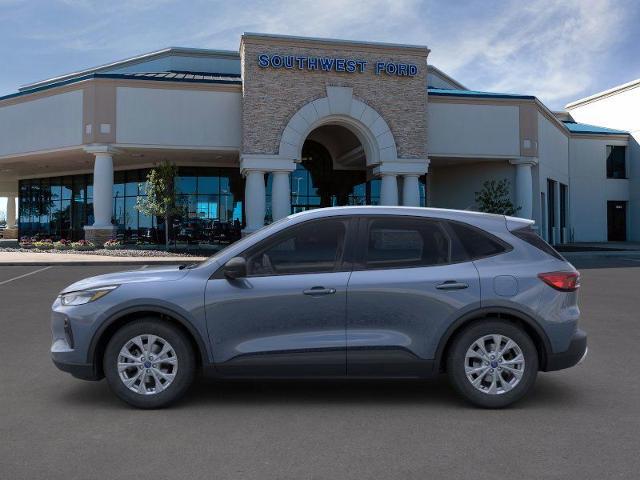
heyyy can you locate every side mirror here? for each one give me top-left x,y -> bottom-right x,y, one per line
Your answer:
223,257 -> 247,279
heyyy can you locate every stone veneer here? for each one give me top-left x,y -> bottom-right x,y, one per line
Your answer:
240,34 -> 429,160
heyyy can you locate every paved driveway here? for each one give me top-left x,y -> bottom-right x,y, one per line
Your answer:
1,260 -> 639,479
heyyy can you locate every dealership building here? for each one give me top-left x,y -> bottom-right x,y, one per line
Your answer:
0,33 -> 636,245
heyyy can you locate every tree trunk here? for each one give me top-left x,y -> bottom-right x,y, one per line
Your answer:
164,214 -> 169,250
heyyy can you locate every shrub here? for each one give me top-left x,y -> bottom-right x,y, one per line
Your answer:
54,239 -> 73,250
71,240 -> 96,251
33,239 -> 54,250
103,239 -> 123,250
19,236 -> 34,249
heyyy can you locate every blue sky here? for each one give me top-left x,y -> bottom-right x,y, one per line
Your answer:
1,0 -> 640,216
1,0 -> 639,108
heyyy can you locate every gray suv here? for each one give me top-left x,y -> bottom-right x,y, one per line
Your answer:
51,207 -> 587,408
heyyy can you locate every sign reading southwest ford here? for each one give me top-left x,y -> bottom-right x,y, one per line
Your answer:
257,53 -> 418,77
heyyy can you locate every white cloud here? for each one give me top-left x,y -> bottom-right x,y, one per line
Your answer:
2,0 -> 634,109
426,0 -> 628,107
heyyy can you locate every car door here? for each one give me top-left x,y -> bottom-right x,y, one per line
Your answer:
346,216 -> 481,377
205,216 -> 355,377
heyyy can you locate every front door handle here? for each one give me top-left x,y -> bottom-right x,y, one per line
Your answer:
303,286 -> 337,296
436,281 -> 469,290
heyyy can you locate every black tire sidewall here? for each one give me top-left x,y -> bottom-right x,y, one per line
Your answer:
103,319 -> 196,409
447,319 -> 538,408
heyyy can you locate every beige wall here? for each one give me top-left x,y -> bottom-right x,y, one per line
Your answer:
0,90 -> 83,157
427,102 -> 520,157
240,35 -> 428,159
429,161 -> 515,210
115,86 -> 242,148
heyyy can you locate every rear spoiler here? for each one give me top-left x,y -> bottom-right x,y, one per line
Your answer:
504,215 -> 535,231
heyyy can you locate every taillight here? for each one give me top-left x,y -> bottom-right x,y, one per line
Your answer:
538,271 -> 580,292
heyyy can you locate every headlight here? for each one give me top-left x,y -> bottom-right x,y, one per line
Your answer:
59,286 -> 118,306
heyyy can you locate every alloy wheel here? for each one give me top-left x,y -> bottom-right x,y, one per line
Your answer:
464,334 -> 525,395
117,334 -> 178,395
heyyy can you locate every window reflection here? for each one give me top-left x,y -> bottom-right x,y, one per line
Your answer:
18,167 -> 244,244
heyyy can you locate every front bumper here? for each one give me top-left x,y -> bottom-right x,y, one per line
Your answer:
544,328 -> 588,372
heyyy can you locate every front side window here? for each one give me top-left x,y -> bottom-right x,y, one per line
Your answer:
364,217 -> 451,269
606,145 -> 626,179
246,218 -> 348,276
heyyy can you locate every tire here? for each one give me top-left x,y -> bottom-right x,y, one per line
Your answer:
103,318 -> 196,409
446,319 -> 538,408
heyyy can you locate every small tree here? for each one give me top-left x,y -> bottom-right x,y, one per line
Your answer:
136,161 -> 182,249
475,179 -> 520,216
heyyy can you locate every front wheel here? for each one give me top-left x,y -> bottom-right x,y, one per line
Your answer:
446,320 -> 538,408
103,319 -> 196,409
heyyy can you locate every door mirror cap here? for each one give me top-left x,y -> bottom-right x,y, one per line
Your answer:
224,257 -> 247,279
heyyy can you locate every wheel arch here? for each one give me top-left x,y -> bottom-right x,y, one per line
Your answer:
434,307 -> 552,372
88,305 -> 210,379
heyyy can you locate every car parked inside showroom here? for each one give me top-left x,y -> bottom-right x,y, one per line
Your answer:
51,206 -> 587,408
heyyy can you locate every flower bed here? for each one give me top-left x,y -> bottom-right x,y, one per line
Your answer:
103,239 -> 123,250
54,239 -> 73,250
70,240 -> 96,251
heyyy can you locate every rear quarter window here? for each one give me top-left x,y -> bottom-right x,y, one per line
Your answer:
511,226 -> 565,260
446,221 -> 511,260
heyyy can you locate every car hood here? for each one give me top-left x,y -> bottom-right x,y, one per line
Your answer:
60,265 -> 190,293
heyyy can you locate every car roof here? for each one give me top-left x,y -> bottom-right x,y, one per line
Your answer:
285,206 -> 535,233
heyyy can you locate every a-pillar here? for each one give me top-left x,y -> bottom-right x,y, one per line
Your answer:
510,157 -> 538,220
83,145 -> 118,245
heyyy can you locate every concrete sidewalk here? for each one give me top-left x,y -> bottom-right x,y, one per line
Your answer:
0,251 -> 208,266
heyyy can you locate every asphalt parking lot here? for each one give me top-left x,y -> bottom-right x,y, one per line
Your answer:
1,258 -> 639,479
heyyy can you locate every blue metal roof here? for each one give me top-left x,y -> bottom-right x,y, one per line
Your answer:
562,121 -> 628,135
428,87 -> 535,100
0,71 -> 242,102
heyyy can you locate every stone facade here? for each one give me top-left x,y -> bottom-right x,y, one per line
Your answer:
240,34 -> 429,161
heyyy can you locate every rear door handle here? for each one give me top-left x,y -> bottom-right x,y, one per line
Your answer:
436,281 -> 469,290
303,286 -> 337,296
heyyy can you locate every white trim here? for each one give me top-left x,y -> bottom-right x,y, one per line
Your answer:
565,78 -> 640,109
240,154 -> 295,175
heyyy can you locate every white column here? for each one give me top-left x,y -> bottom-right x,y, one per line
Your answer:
379,174 -> 399,206
402,175 -> 421,207
92,152 -> 115,227
244,170 -> 266,232
271,171 -> 291,221
511,158 -> 536,220
6,195 -> 17,228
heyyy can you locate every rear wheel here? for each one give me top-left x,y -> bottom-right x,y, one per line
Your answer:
103,319 -> 196,408
446,319 -> 538,408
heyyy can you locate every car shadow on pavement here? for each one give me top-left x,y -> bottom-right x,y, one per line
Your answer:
55,374 -> 581,410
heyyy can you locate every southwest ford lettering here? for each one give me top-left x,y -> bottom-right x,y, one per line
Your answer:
257,54 -> 417,77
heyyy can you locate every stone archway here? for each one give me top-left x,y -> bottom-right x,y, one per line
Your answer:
240,86 -> 429,232
278,86 -> 398,167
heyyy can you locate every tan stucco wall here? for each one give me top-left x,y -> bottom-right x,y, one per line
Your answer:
240,35 -> 429,160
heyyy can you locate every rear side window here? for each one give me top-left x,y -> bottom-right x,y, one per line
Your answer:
447,221 -> 509,260
511,226 -> 565,260
364,217 -> 451,269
